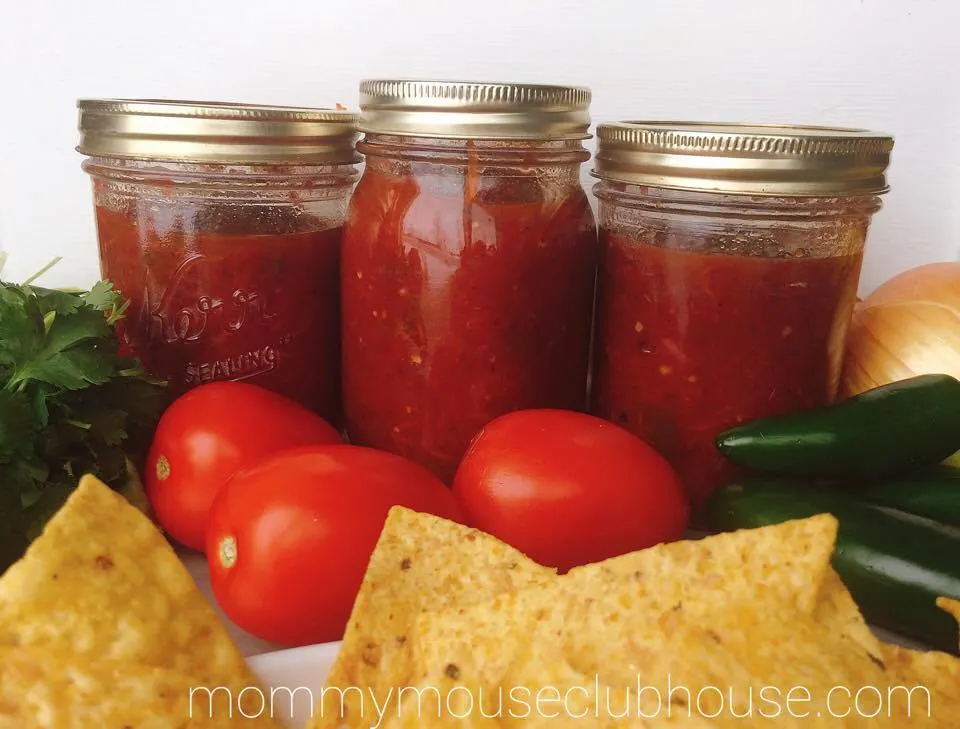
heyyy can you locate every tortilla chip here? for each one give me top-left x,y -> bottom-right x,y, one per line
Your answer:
620,606 -> 913,728
406,517 -> 839,697
881,644 -> 960,722
378,637 -> 605,729
376,679 -> 503,729
564,511 -> 838,625
814,568 -> 884,661
0,646 -> 277,728
938,597 -> 960,652
375,514 -> 947,728
311,507 -> 554,729
405,593 -> 909,727
566,513 -> 838,616
0,475 -> 261,690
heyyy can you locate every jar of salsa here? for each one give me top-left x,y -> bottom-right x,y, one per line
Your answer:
342,80 -> 598,480
591,122 -> 894,505
77,100 -> 359,425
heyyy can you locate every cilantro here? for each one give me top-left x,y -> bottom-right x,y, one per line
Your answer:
82,279 -> 121,311
32,286 -> 83,316
0,261 -> 166,570
0,390 -> 37,459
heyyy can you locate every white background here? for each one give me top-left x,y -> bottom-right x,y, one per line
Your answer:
1,0 -> 958,292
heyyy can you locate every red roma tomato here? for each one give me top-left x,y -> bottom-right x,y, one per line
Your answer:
145,382 -> 342,552
206,445 -> 462,646
452,409 -> 689,572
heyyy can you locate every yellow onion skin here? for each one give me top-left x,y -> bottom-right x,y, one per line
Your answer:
862,262 -> 960,307
840,263 -> 960,463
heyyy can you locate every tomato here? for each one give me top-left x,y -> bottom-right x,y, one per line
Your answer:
452,409 -> 689,572
205,445 -> 462,646
145,382 -> 342,551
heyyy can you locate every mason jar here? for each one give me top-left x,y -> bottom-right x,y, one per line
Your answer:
590,122 -> 894,504
77,100 -> 360,426
342,80 -> 598,480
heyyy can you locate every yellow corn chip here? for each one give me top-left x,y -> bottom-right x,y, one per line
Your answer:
0,646 -> 277,728
406,516 -> 839,703
0,475 -> 269,700
613,606 -> 920,728
312,507 -> 554,729
815,574 -> 957,718
881,644 -> 960,725
402,596 -> 915,727
351,514 -> 952,729
407,587 -> 930,726
813,568 -> 885,662
566,513 -> 838,616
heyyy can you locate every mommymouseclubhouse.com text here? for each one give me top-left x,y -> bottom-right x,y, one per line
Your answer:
189,675 -> 934,727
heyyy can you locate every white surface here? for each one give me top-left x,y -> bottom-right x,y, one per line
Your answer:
1,0 -> 959,293
248,642 -> 342,729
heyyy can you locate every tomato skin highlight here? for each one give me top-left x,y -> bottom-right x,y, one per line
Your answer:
452,409 -> 690,572
145,382 -> 342,552
205,445 -> 462,646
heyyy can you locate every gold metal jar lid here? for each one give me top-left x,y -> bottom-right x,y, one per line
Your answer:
358,80 -> 591,140
77,99 -> 361,164
592,122 -> 894,196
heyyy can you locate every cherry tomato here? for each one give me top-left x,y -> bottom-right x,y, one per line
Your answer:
452,409 -> 689,572
206,445 -> 462,646
145,382 -> 341,551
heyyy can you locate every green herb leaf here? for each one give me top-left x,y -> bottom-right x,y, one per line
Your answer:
29,381 -> 59,427
0,286 -> 45,370
83,280 -> 120,311
22,480 -> 76,541
11,348 -> 116,391
0,464 -> 30,568
17,459 -> 51,508
0,267 -> 166,570
43,307 -> 112,352
0,389 -> 38,460
30,285 -> 82,316
117,458 -> 150,515
70,402 -> 128,447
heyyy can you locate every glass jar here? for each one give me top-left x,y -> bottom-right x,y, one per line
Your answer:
342,80 -> 598,480
77,100 -> 360,425
591,122 -> 894,505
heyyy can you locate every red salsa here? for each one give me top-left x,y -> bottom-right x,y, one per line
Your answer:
342,159 -> 597,481
95,203 -> 343,423
591,232 -> 862,504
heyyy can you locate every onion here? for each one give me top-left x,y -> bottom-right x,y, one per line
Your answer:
840,262 -> 960,464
